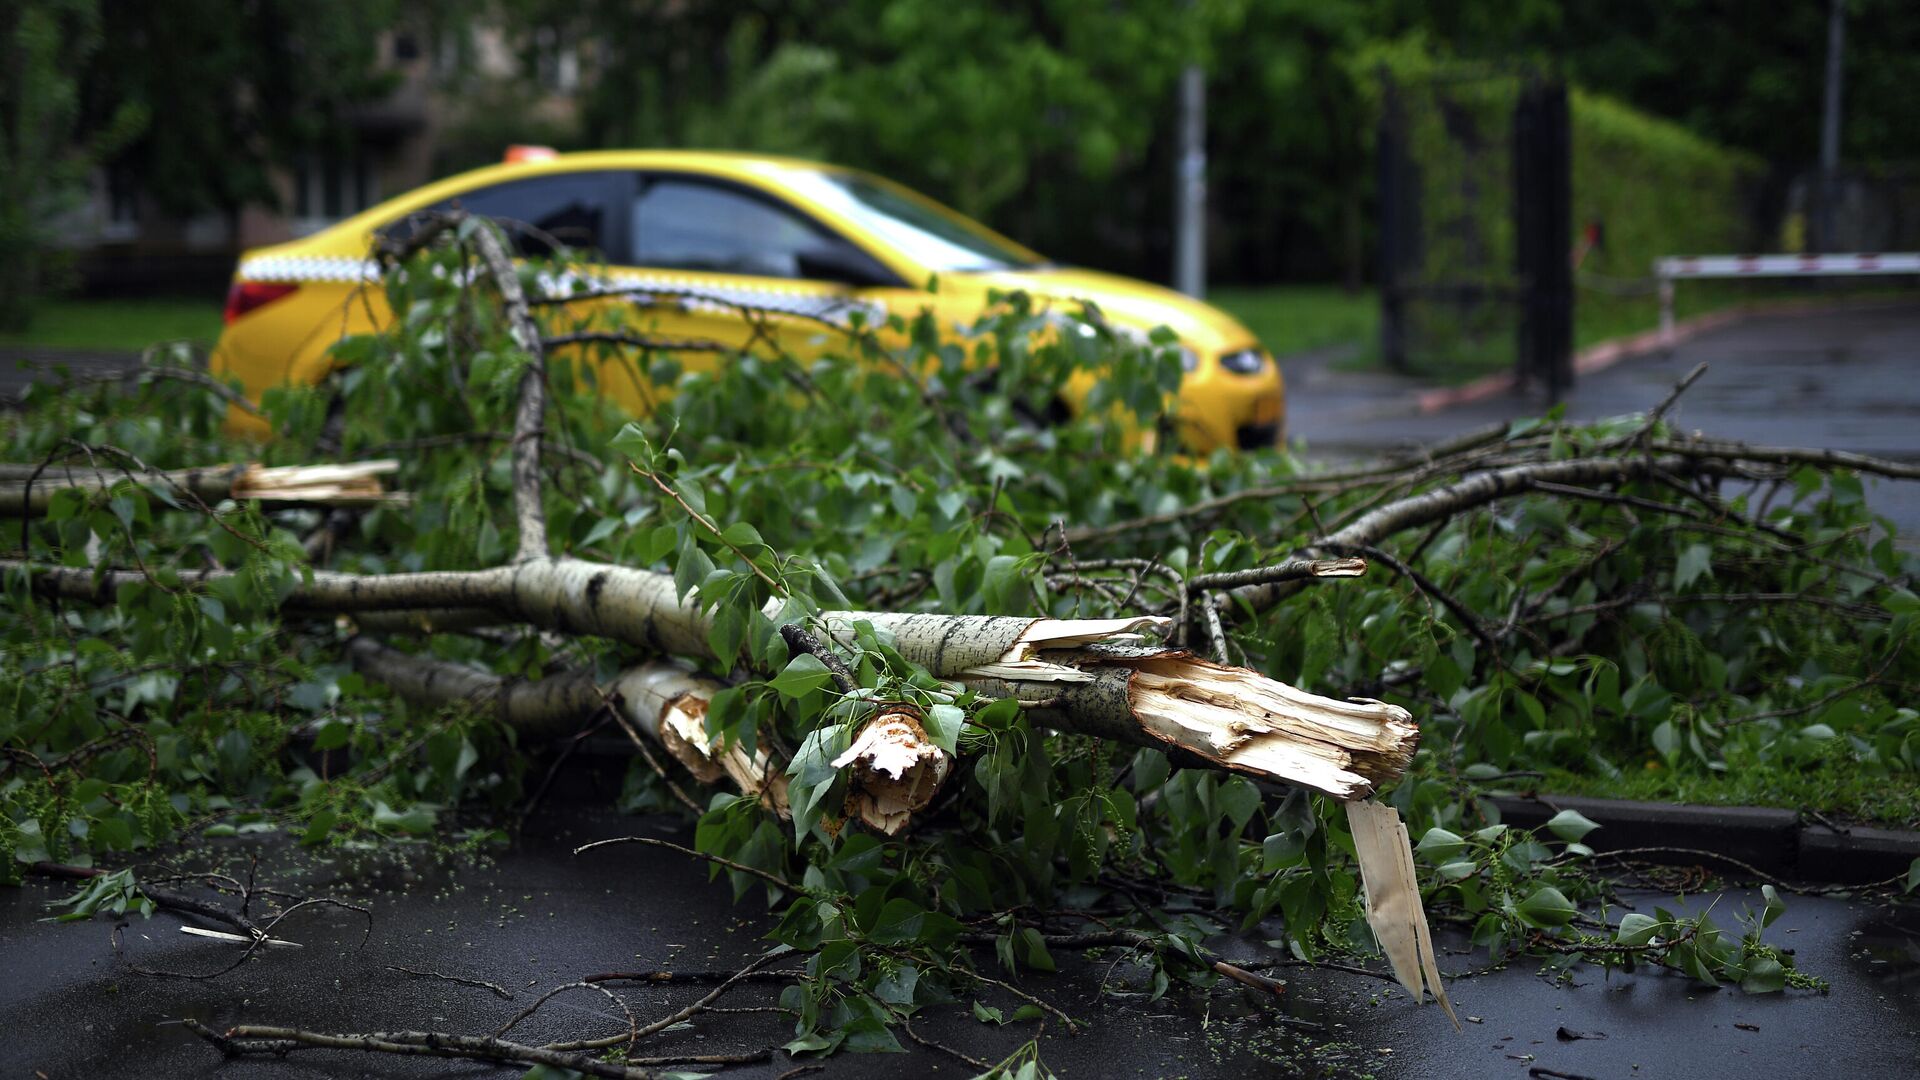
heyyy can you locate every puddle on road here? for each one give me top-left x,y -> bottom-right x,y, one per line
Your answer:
1846,900 -> 1920,1005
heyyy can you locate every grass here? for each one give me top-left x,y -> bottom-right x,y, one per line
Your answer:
1209,285 -> 1378,360
0,297 -> 224,352
1537,755 -> 1920,830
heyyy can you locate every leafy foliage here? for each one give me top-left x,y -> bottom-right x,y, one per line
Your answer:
4,229 -> 1915,1066
0,0 -> 145,328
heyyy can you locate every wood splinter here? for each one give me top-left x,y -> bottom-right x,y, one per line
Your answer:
830,708 -> 950,835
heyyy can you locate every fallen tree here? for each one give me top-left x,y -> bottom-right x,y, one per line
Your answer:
5,218 -> 1912,1074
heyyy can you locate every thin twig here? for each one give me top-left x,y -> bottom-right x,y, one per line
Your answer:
184,1019 -> 656,1079
386,965 -> 515,1000
573,836 -> 800,894
779,623 -> 858,694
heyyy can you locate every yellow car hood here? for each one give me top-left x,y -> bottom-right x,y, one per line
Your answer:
966,266 -> 1257,355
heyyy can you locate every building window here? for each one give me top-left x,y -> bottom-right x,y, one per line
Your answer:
99,162 -> 141,242
294,151 -> 377,234
533,26 -> 579,95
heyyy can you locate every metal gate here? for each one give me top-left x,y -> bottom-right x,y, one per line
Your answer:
1378,69 -> 1572,398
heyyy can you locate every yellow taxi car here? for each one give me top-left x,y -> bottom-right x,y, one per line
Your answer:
212,149 -> 1284,452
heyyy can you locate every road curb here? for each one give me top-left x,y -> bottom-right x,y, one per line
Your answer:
1411,296 -> 1920,416
1489,793 -> 1920,886
550,734 -> 1920,888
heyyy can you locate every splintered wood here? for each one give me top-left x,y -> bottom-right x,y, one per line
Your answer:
1347,799 -> 1458,1029
830,709 -> 951,835
2,459 -> 406,516
935,615 -> 1419,800
231,460 -> 407,506
1123,657 -> 1418,800
611,663 -> 790,816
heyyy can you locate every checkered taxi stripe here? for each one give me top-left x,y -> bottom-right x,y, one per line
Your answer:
237,256 -> 887,328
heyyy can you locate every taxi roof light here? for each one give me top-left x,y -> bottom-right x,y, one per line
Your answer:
504,144 -> 559,164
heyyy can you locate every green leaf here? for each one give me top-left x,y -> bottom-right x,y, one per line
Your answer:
311,720 -> 351,751
673,536 -> 715,601
786,727 -> 851,840
1415,827 -> 1466,862
1615,913 -> 1660,947
868,898 -> 929,945
982,555 -> 1025,613
1262,831 -> 1305,871
707,603 -> 748,666
1740,957 -> 1787,993
972,1000 -> 1006,1025
1217,777 -> 1261,829
1516,886 -> 1578,927
1019,926 -> 1056,971
1544,809 -> 1600,844
873,964 -> 920,1006
1674,542 -> 1714,589
771,654 -> 834,701
842,1017 -> 904,1054
1131,748 -> 1170,792
1760,884 -> 1786,928
301,810 -> 339,846
783,1031 -> 842,1057
610,422 -> 652,459
924,704 -> 965,754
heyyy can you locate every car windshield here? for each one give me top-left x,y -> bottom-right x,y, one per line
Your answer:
776,168 -> 1044,273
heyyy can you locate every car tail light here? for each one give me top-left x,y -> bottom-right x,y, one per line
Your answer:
224,281 -> 298,324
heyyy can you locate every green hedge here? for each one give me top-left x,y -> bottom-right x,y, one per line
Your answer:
1571,89 -> 1761,281
1354,40 -> 1763,375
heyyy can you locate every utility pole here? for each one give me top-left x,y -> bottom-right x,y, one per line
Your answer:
1173,62 -> 1207,297
1818,0 -> 1847,250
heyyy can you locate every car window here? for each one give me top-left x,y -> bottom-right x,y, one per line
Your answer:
773,168 -> 1043,272
631,178 -> 832,278
443,173 -> 614,258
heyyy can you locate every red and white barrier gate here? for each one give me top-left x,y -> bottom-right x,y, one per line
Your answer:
1655,252 -> 1920,343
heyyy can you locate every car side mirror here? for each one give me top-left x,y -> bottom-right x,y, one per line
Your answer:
795,243 -> 896,290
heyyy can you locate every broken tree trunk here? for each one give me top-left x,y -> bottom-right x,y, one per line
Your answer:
0,460 -> 405,516
16,557 -> 1420,799
347,638 -> 966,831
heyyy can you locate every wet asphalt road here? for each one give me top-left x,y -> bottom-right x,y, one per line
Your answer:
3,783 -> 1917,1080
1287,302 -> 1920,541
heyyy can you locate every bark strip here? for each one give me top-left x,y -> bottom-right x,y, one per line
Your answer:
1346,800 -> 1458,1028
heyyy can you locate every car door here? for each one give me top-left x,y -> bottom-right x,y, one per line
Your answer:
599,172 -> 908,389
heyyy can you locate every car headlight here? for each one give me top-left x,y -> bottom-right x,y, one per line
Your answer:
1219,348 -> 1266,375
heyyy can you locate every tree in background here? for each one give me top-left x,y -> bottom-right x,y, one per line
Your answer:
29,0 -> 1918,304
0,0 -> 143,329
1551,0 -> 1920,173
81,0 -> 408,218
492,0 -> 1195,224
